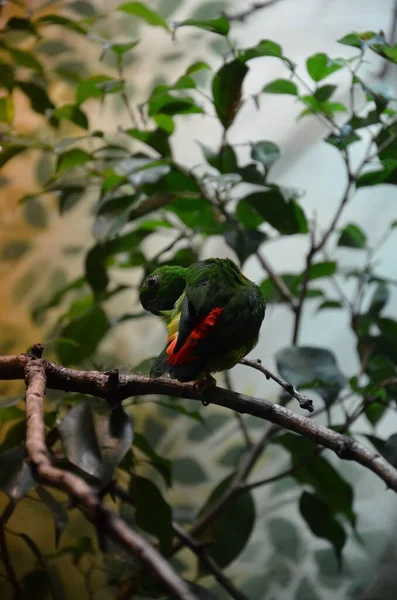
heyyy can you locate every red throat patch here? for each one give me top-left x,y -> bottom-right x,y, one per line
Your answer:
166,307 -> 224,366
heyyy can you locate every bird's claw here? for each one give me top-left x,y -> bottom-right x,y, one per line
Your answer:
194,374 -> 216,406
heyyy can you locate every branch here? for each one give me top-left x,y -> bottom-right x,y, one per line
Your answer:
223,0 -> 285,22
256,250 -> 297,310
23,352 -> 198,600
173,523 -> 249,600
1,349 -> 397,495
240,358 -> 314,412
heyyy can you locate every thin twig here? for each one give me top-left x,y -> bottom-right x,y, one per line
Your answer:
23,354 -> 198,600
256,250 -> 297,309
223,0 -> 285,22
0,503 -> 23,599
173,523 -> 249,600
225,371 -> 253,448
239,358 -> 314,412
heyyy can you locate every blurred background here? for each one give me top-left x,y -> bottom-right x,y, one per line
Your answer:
1,1 -> 397,599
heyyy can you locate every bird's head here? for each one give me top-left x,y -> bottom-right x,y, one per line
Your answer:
139,265 -> 187,315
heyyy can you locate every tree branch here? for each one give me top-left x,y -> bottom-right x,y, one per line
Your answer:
23,352 -> 198,600
0,349 -> 396,495
240,358 -> 314,412
223,0 -> 285,22
256,250 -> 297,310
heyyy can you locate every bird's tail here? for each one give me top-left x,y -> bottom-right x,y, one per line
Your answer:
150,347 -> 171,378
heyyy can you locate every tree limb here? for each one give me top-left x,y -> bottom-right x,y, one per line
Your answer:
23,353 -> 198,600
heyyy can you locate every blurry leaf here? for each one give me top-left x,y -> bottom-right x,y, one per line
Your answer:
133,432 -> 172,487
250,141 -> 280,168
376,124 -> 397,162
0,97 -> 13,124
38,40 -> 71,56
8,48 -> 43,73
130,475 -> 173,553
17,81 -> 54,115
239,39 -> 283,63
6,16 -> 37,34
366,433 -> 397,468
212,60 -> 249,130
235,199 -> 264,229
1,239 -> 31,260
296,577 -> 321,600
147,88 -> 203,116
299,491 -> 346,565
365,401 -> 387,427
0,446 -> 35,501
118,2 -> 169,30
18,533 -> 65,600
242,188 -> 308,235
95,408 -> 134,483
199,143 -> 238,173
20,570 -> 50,600
59,400 -> 103,478
52,104 -> 89,129
188,414 -> 229,442
186,61 -> 211,75
318,300 -> 343,311
37,487 -> 68,547
326,128 -> 361,150
338,30 -> 385,49
306,53 -> 344,81
314,84 -> 336,102
276,346 -> 346,406
338,224 -> 367,248
175,16 -> 229,36
199,475 -> 255,568
35,14 -> 87,34
32,276 -> 85,322
23,198 -> 48,229
56,148 -> 91,174
76,75 -> 114,104
56,306 -> 110,366
70,0 -> 97,16
225,228 -> 267,266
308,261 -> 336,280
368,283 -> 389,316
0,145 -> 28,169
356,164 -> 397,187
172,458 -> 207,485
125,127 -> 171,156
154,400 -> 204,424
0,63 -> 15,92
268,518 -> 301,561
187,583 -> 218,600
111,40 -> 139,56
218,444 -> 245,468
56,185 -> 85,214
263,79 -> 298,95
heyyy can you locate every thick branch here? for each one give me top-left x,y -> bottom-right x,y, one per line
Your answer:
23,356 -> 198,600
1,351 -> 396,494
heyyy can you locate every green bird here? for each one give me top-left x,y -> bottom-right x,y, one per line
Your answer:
139,258 -> 266,383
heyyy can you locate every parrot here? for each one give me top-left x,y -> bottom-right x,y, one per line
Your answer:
139,258 -> 266,383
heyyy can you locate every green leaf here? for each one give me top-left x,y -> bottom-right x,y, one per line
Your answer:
199,143 -> 238,174
235,199 -> 264,229
306,53 -> 344,82
308,261 -> 336,280
376,124 -> 397,162
296,577 -> 321,600
368,283 -> 389,316
0,145 -> 28,169
365,401 -> 387,427
0,446 -> 35,501
130,475 -> 173,553
52,104 -> 89,129
23,198 -> 48,229
242,188 -> 308,235
212,60 -> 249,130
239,39 -> 283,63
133,432 -> 172,487
70,0 -> 97,16
175,16 -> 230,36
317,300 -> 343,311
0,63 -> 15,92
338,224 -> 367,248
260,274 -> 299,303
17,81 -> 54,115
37,487 -> 68,547
6,16 -> 38,34
276,346 -> 346,406
56,148 -> 91,174
35,14 -> 87,34
300,491 -> 346,564
199,475 -> 255,568
59,400 -> 103,478
1,239 -> 31,260
118,2 -> 169,30
172,457 -> 207,485
338,30 -> 382,49
268,518 -> 301,560
111,40 -> 140,56
356,164 -> 397,187
0,97 -> 13,124
147,87 -> 203,117
8,48 -> 43,73
326,128 -> 361,150
56,306 -> 110,366
225,229 -> 267,266
76,75 -> 114,104
263,79 -> 298,95
95,408 -> 134,483
366,434 -> 397,467
125,127 -> 171,156
186,61 -> 211,75
250,141 -> 280,168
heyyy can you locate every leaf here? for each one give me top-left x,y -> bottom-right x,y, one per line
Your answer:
250,141 -> 280,168
263,79 -> 298,95
0,96 -> 13,124
0,63 -> 15,92
118,2 -> 169,30
317,300 -> 343,311
199,143 -> 238,174
276,346 -> 346,406
225,229 -> 267,266
239,39 -> 284,63
35,14 -> 87,34
172,458 -> 207,485
268,518 -> 301,560
242,188 -> 308,235
51,104 -> 89,129
8,48 -> 43,73
130,475 -> 173,553
314,84 -> 337,102
76,75 -> 114,104
296,577 -> 321,600
356,164 -> 397,187
56,148 -> 91,174
306,53 -> 344,82
18,533 -> 65,600
299,491 -> 346,565
125,127 -> 171,156
154,400 -> 204,424
366,433 -> 397,467
338,224 -> 367,248
212,60 -> 249,130
175,16 -> 230,36
70,0 -> 97,16
6,16 -> 38,34
17,81 -> 54,115
369,283 -> 389,316
0,446 -> 35,501
133,432 -> 172,487
95,408 -> 134,483
326,128 -> 361,150
59,400 -> 103,478
1,239 -> 31,260
0,145 -> 28,169
338,30 -> 385,49
235,199 -> 264,229
37,487 -> 68,547
307,261 -> 336,280
23,197 -> 48,229
199,475 -> 255,568
56,306 -> 110,366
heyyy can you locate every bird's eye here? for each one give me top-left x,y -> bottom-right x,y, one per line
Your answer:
147,276 -> 157,287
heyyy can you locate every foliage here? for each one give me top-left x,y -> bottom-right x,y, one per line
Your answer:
1,1 -> 397,599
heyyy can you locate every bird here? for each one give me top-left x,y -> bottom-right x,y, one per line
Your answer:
139,258 -> 266,384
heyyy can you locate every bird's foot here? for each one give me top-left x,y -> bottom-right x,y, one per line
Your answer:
194,374 -> 216,406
